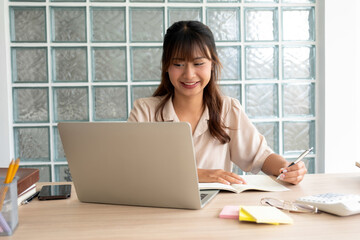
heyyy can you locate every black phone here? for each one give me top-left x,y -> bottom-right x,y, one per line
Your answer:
38,184 -> 71,200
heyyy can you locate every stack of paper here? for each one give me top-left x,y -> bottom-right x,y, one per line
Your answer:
239,206 -> 293,225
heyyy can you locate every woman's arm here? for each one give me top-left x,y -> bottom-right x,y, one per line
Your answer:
261,153 -> 307,184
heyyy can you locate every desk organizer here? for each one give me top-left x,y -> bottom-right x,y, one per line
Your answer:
0,178 -> 18,236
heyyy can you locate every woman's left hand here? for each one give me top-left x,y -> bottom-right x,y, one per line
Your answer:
278,161 -> 307,184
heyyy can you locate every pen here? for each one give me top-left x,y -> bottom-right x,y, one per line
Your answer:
276,147 -> 313,180
21,191 -> 40,205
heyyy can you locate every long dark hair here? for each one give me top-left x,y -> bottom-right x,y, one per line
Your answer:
153,21 -> 230,144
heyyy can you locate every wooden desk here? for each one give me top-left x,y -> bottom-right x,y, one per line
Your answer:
4,173 -> 360,240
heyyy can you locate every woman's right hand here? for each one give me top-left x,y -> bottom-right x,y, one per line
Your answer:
197,169 -> 246,185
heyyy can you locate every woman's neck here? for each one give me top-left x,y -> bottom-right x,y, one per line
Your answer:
172,94 -> 203,114
172,94 -> 205,134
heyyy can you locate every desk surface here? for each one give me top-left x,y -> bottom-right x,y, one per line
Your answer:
4,173 -> 360,240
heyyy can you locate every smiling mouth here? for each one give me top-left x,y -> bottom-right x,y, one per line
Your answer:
182,82 -> 199,86
181,81 -> 200,89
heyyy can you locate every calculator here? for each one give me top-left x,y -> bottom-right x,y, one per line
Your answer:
296,193 -> 360,216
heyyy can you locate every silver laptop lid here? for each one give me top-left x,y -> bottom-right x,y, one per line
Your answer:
58,122 -> 204,209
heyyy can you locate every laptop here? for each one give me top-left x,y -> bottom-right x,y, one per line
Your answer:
58,122 -> 218,210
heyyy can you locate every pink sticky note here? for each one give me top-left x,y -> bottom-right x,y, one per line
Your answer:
219,205 -> 240,219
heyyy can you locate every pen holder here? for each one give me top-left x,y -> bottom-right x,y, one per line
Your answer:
0,178 -> 18,236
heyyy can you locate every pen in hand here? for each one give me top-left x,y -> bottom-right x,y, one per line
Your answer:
276,147 -> 313,180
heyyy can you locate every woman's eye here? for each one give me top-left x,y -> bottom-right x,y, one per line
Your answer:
173,63 -> 184,67
194,62 -> 204,66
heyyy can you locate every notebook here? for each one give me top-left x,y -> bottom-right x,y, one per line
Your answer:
58,122 -> 218,210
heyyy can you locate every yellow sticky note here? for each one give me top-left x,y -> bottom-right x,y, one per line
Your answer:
239,207 -> 257,223
239,206 -> 293,225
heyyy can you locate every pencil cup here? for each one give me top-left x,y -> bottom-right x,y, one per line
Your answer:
0,177 -> 18,236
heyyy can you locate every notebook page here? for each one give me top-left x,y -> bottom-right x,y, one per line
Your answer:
231,175 -> 289,193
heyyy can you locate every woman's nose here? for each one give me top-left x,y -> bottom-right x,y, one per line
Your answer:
183,64 -> 196,79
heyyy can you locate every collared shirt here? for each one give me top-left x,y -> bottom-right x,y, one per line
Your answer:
128,96 -> 273,174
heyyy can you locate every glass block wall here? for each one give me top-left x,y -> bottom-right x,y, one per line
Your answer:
7,0 -> 317,182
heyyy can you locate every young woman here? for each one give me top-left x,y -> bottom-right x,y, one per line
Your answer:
128,21 -> 307,185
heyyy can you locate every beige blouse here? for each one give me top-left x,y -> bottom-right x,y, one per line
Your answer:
128,96 -> 273,174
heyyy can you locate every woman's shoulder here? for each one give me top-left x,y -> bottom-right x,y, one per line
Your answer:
221,95 -> 242,111
220,95 -> 247,126
129,96 -> 164,122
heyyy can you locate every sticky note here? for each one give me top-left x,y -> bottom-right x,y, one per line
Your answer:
239,206 -> 293,225
219,205 -> 240,219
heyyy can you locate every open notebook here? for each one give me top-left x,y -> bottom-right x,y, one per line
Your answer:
199,175 -> 289,193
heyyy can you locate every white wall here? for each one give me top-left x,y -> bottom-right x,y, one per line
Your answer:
324,0 -> 360,172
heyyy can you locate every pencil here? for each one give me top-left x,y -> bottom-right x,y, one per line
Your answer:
4,159 -> 14,184
9,158 -> 20,183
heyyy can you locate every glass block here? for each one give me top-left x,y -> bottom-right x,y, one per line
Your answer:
11,47 -> 48,83
217,46 -> 241,80
131,47 -> 162,81
93,86 -> 128,121
245,46 -> 278,80
245,0 -> 277,2
208,0 -> 238,2
253,122 -> 279,153
206,8 -> 240,42
20,165 -> 51,182
10,0 -> 45,2
168,0 -> 202,2
54,127 -> 66,162
91,7 -> 125,42
283,121 -> 315,155
14,127 -> 50,162
13,88 -> 49,123
219,85 -> 241,103
245,84 -> 278,118
168,8 -> 202,26
130,8 -> 164,42
282,45 -> 315,79
304,157 -> 315,174
51,0 -> 85,1
51,7 -> 86,42
283,83 -> 315,117
131,0 -> 163,2
91,0 -> 125,2
245,8 -> 277,42
92,47 -> 126,82
55,165 -> 72,182
282,0 -> 315,3
10,7 -> 46,42
232,165 -> 243,175
131,85 -> 159,107
282,7 -> 315,41
52,47 -> 87,82
53,87 -> 89,122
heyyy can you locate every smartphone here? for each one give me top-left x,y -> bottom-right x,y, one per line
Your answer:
38,184 -> 71,200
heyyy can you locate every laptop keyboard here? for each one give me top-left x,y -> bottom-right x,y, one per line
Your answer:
200,193 -> 208,200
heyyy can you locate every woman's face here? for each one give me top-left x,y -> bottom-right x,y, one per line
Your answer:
167,49 -> 212,100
